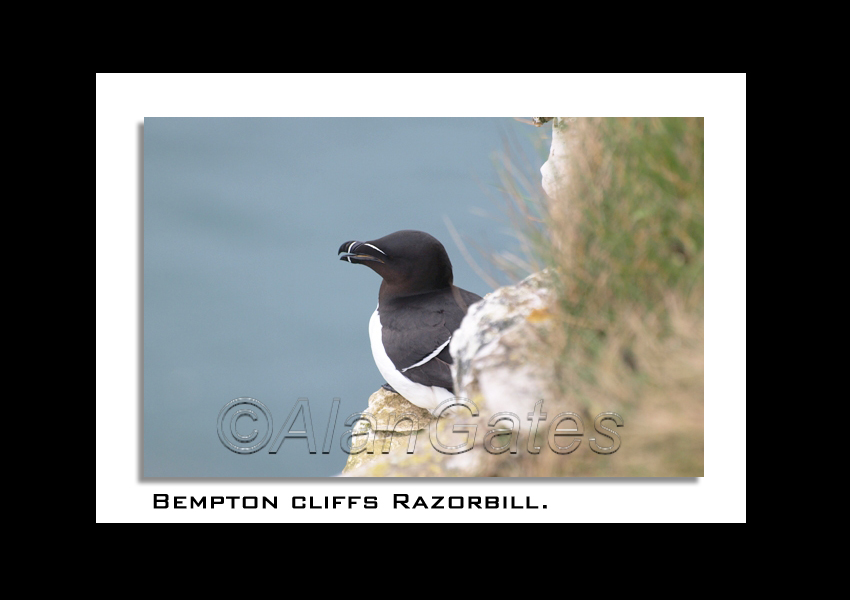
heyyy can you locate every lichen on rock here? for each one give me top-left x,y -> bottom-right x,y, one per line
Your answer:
342,387 -> 433,475
451,269 -> 559,418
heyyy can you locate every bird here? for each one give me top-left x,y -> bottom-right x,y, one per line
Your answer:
338,230 -> 482,414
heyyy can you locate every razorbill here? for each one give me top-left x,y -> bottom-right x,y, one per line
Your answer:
339,230 -> 482,413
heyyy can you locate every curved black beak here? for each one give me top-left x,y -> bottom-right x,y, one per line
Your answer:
338,240 -> 385,264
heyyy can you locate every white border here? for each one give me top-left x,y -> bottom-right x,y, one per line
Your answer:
96,74 -> 746,523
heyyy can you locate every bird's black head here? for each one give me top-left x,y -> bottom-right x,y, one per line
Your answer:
338,230 -> 454,294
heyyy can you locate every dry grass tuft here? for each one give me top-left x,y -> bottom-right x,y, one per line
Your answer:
484,117 -> 704,476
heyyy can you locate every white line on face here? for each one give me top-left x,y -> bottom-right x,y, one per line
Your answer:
363,243 -> 386,256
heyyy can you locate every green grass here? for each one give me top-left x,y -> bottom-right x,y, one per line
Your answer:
486,117 -> 705,476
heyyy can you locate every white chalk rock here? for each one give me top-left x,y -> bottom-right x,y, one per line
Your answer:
450,270 -> 558,417
540,117 -> 575,201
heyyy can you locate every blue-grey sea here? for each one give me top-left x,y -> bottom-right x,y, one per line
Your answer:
144,117 -> 542,477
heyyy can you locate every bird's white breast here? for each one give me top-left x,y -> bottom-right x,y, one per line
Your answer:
369,306 -> 454,414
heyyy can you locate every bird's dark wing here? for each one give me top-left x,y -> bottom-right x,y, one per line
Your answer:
455,286 -> 483,311
379,287 -> 481,390
401,357 -> 454,391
